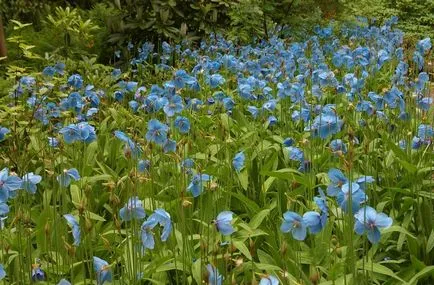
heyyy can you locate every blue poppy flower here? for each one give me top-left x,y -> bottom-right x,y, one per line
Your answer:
417,97 -> 432,111
48,137 -> 59,147
327,168 -> 348,196
163,95 -> 184,117
0,202 -> 9,216
114,130 -> 141,158
145,119 -> 169,145
222,97 -> 235,111
141,219 -> 156,250
138,160 -> 151,173
54,62 -> 65,75
416,37 -> 431,54
267,115 -> 278,127
0,264 -> 5,280
207,74 -> 225,88
67,74 -> 83,89
206,264 -> 223,285
59,124 -> 81,144
247,106 -> 260,119
336,182 -> 367,213
163,139 -> 177,153
93,256 -> 112,285
259,275 -> 279,285
31,265 -> 45,282
303,211 -> 323,234
174,116 -> 190,134
354,206 -> 392,244
64,214 -> 81,246
215,211 -> 235,236
57,168 -> 80,187
21,172 -> 42,194
418,124 -> 433,140
309,112 -> 343,139
0,127 -> 9,141
187,174 -> 212,197
232,152 -> 245,173
43,66 -> 56,77
330,139 -> 347,154
119,197 -> 146,222
149,208 -> 172,241
112,68 -> 121,77
314,188 -> 328,226
280,211 -> 307,240
0,168 -> 23,202
286,147 -> 304,162
57,279 -> 71,285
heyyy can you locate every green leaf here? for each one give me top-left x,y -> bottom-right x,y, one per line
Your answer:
407,265 -> 434,285
248,209 -> 270,229
357,261 -> 406,283
233,240 -> 252,260
426,230 -> 434,254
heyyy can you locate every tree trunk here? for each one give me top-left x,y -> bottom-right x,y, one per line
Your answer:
0,15 -> 7,58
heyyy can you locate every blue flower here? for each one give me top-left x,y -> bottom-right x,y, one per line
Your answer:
232,152 -> 245,173
163,139 -> 177,153
57,279 -> 71,285
138,160 -> 151,173
309,112 -> 343,139
206,264 -> 223,285
354,206 -> 392,244
416,37 -> 431,54
57,168 -> 80,187
119,197 -> 146,222
222,97 -> 235,111
259,275 -> 279,285
140,208 -> 172,250
64,214 -> 81,246
0,264 -> 6,280
280,211 -> 307,241
0,202 -> 9,216
67,74 -> 83,89
187,174 -> 212,197
247,106 -> 260,119
93,256 -> 112,285
215,211 -> 235,236
207,74 -> 225,88
0,168 -> 23,202
303,211 -> 323,234
59,124 -> 81,144
282,137 -> 294,147
48,137 -> 59,147
31,265 -> 46,282
418,124 -> 433,140
330,139 -> 347,154
164,95 -> 184,117
314,188 -> 328,227
336,182 -> 367,213
267,115 -> 278,127
43,66 -> 56,77
21,172 -> 42,194
0,127 -> 9,141
327,168 -> 348,196
286,147 -> 304,162
141,218 -> 156,250
174,116 -> 190,134
145,119 -> 169,145
149,208 -> 172,241
114,130 -> 141,158
174,69 -> 197,89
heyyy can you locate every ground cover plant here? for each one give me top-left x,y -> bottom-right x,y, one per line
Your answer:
0,17 -> 433,284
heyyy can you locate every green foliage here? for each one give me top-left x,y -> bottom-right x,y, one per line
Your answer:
46,6 -> 100,57
345,0 -> 434,41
